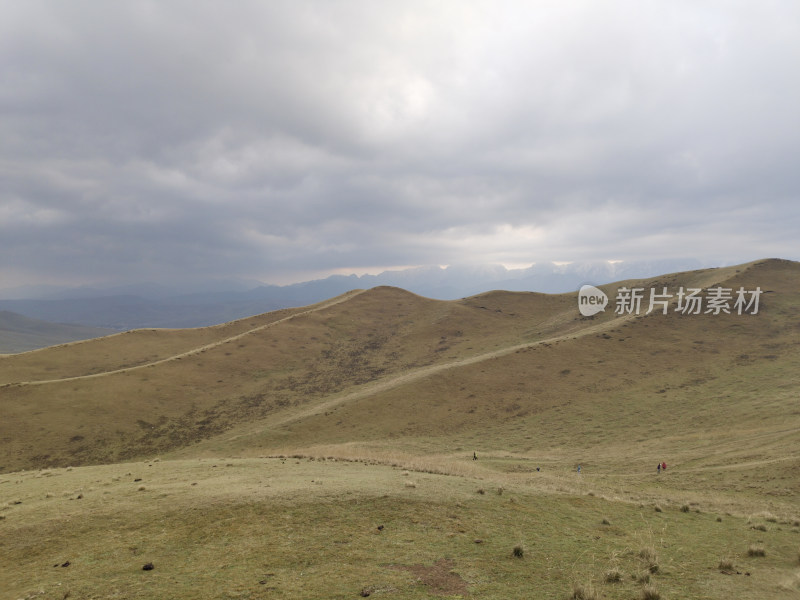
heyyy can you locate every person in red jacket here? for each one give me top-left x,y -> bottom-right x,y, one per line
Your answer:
661,462 -> 667,471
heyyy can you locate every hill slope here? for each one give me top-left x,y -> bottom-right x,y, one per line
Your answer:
1,259 -> 798,599
0,259 -> 797,500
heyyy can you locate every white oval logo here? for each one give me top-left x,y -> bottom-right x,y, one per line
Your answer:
578,284 -> 608,316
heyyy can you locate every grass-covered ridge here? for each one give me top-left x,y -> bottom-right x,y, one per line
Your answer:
1,258 -> 798,598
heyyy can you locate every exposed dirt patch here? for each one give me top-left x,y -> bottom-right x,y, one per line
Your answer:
391,558 -> 468,596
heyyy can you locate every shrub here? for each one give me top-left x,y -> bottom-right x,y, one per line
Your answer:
654,505 -> 663,513
751,524 -> 767,532
680,504 -> 690,512
476,488 -> 485,495
512,544 -> 524,558
747,545 -> 766,557
404,481 -> 416,489
601,518 -> 611,525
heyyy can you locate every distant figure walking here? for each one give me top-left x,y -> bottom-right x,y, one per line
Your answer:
657,463 -> 661,474
473,452 -> 477,461
661,462 -> 667,471
577,465 -> 581,473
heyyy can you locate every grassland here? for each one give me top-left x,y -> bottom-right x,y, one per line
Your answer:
1,258 -> 798,598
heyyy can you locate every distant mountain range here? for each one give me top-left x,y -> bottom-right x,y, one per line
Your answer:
0,311 -> 115,354
0,259 -> 708,343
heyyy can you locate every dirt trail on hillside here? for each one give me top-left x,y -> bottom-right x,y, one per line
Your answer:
223,312 -> 639,441
9,290 -> 366,386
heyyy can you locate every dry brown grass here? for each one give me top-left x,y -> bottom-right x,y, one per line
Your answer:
3,259 -> 798,492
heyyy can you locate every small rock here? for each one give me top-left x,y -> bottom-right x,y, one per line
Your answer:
376,525 -> 384,531
134,478 -> 142,482
61,561 -> 70,567
474,539 -> 483,544
142,562 -> 154,571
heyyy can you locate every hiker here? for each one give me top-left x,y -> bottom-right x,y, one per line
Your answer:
657,463 -> 661,474
473,452 -> 477,461
661,462 -> 667,471
577,465 -> 581,473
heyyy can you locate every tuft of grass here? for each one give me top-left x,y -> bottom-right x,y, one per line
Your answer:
654,505 -> 663,513
601,518 -> 611,525
604,568 -> 623,583
718,558 -> 735,572
496,486 -> 504,496
570,582 -> 599,600
639,547 -> 659,573
751,523 -> 767,532
403,480 -> 416,488
747,544 -> 766,557
476,488 -> 485,495
640,584 -> 662,600
680,504 -> 690,512
512,544 -> 524,558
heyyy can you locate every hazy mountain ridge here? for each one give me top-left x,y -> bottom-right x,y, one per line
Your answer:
0,259 -> 706,336
0,311 -> 115,354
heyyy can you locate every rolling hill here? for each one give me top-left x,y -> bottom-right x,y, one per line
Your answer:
1,258 -> 797,491
1,258 -> 798,599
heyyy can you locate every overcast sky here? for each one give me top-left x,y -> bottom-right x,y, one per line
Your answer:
2,1 -> 799,288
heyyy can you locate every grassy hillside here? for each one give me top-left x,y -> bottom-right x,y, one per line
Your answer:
0,259 -> 798,598
0,310 -> 115,354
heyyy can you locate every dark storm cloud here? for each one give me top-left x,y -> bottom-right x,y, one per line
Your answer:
2,0 -> 799,287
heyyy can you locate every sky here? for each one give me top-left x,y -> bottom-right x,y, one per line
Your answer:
2,0 -> 799,289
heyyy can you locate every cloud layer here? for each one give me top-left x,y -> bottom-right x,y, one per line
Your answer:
2,0 -> 799,287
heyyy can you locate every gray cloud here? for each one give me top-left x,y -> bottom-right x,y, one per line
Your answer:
2,0 -> 799,288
